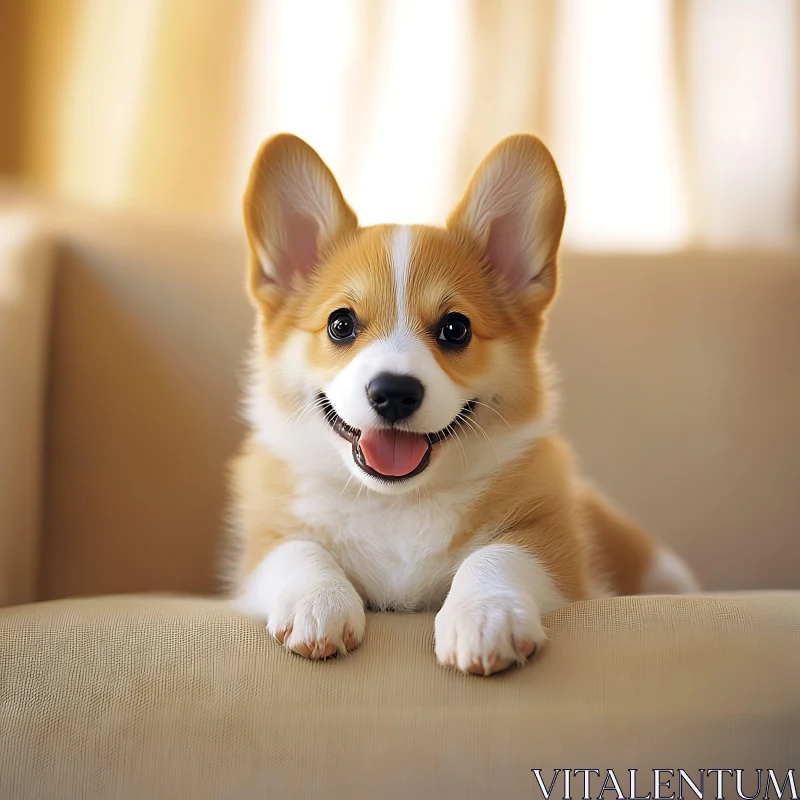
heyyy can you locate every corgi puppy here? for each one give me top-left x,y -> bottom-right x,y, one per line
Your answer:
227,133 -> 698,676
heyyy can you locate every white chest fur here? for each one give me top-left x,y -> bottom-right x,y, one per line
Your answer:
289,475 -> 479,611
245,377 -> 551,611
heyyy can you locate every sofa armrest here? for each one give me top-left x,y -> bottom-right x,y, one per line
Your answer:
0,213 -> 55,606
0,594 -> 797,796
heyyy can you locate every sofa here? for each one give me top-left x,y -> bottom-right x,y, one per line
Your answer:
1,187 -> 798,798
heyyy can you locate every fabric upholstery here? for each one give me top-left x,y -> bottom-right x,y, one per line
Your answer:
1,594 -> 798,799
0,212 -> 54,606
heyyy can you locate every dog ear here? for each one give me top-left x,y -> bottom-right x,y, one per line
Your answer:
447,135 -> 565,307
243,134 -> 357,301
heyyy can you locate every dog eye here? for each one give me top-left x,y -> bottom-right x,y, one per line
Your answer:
327,309 -> 357,342
437,312 -> 471,348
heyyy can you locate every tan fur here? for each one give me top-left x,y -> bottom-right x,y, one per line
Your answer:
443,435 -> 593,600
227,133 -> 691,670
581,486 -> 660,595
226,437 -> 294,582
229,431 -> 658,600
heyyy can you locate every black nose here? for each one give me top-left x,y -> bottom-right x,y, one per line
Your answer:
366,373 -> 424,422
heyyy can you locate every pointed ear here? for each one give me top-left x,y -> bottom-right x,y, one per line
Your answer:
447,135 -> 566,306
243,134 -> 357,300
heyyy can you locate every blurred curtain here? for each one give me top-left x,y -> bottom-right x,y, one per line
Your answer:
2,0 -> 798,249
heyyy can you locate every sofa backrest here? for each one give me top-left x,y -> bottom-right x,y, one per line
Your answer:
32,203 -> 800,598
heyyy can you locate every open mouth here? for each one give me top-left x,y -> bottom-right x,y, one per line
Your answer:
318,393 -> 476,482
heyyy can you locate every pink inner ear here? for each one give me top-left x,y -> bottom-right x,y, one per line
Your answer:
485,211 -> 528,289
275,211 -> 319,286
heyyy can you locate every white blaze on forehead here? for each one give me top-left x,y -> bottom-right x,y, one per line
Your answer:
323,223 -> 466,437
390,225 -> 413,340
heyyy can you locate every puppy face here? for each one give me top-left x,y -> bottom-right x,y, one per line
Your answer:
244,135 -> 565,494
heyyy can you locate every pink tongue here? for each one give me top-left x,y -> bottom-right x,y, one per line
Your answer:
359,429 -> 429,477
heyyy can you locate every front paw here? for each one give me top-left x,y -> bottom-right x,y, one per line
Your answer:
268,580 -> 366,659
435,594 -> 546,676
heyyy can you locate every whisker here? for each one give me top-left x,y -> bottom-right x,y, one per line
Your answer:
462,415 -> 500,463
298,398 -> 328,425
448,421 -> 469,469
334,460 -> 349,475
340,471 -> 356,496
319,451 -> 341,468
471,400 -> 512,429
285,397 -> 324,425
318,402 -> 338,422
446,422 -> 467,468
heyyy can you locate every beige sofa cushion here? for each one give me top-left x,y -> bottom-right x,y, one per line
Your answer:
1,192 -> 798,600
1,594 -> 798,798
